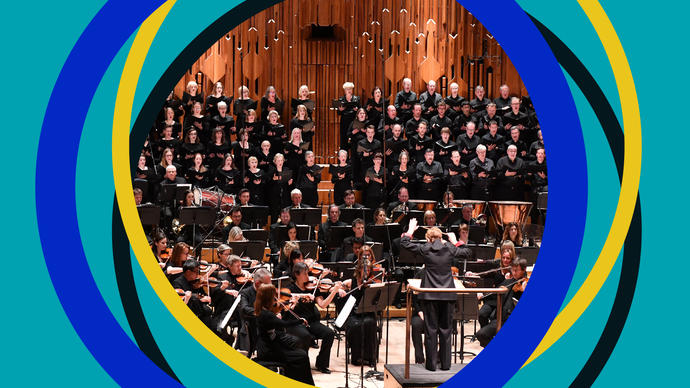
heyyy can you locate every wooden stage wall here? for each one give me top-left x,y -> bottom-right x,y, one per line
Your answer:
173,0 -> 526,163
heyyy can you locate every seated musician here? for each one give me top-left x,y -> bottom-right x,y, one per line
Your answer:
290,188 -> 312,209
158,165 -> 186,198
226,226 -> 247,243
210,252 -> 246,344
237,268 -> 272,357
222,206 -> 251,241
236,188 -> 253,206
285,262 -> 342,374
338,189 -> 364,209
423,210 -> 437,227
339,246 -> 380,366
502,222 -> 524,247
269,207 -> 292,253
172,259 -> 216,329
253,283 -> 314,385
469,241 -> 515,327
163,242 -> 190,281
133,187 -> 144,206
453,204 -> 477,227
475,257 -> 527,347
216,249 -> 251,287
386,186 -> 410,216
342,218 -> 372,258
319,205 -> 347,262
274,248 -> 304,279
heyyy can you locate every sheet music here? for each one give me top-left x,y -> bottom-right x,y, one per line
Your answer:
219,294 -> 242,330
335,295 -> 356,329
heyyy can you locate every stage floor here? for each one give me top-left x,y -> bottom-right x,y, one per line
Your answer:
309,318 -> 482,387
384,363 -> 465,387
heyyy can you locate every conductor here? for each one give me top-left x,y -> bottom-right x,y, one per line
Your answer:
400,218 -> 460,371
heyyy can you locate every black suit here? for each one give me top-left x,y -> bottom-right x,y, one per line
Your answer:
400,235 -> 462,371
319,220 -> 347,262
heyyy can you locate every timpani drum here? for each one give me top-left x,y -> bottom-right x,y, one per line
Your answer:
193,187 -> 235,211
409,199 -> 437,211
488,201 -> 533,229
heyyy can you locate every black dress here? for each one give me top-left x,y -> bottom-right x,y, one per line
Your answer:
185,166 -> 209,188
345,277 -> 378,366
183,114 -> 208,142
205,95 -> 232,118
263,123 -> 287,155
267,166 -> 293,220
283,141 -> 307,175
210,114 -> 235,139
260,96 -> 284,123
231,140 -> 254,173
181,91 -> 204,117
256,309 -> 314,385
296,164 -> 321,207
388,164 -> 416,201
329,163 -> 353,206
445,160 -> 471,199
215,167 -> 240,195
178,142 -> 205,169
337,95 -> 361,149
363,166 -> 387,210
205,141 -> 231,171
245,168 -> 267,205
289,117 -> 315,149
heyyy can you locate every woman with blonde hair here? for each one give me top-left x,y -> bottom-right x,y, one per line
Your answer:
337,81 -> 361,149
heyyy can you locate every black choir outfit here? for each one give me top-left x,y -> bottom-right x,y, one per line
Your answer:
456,132 -> 481,166
245,168 -> 268,205
263,122 -> 287,155
209,113 -> 235,139
388,164 -> 416,201
233,98 -> 257,128
231,140 -> 253,173
182,91 -> 204,117
469,157 -> 494,200
452,112 -> 476,139
469,96 -> 491,115
266,165 -> 293,220
445,160 -> 471,199
206,95 -> 232,118
444,95 -> 465,119
493,96 -> 512,115
183,114 -> 207,140
289,117 -> 315,149
296,163 -> 321,207
178,142 -> 205,169
215,166 -> 241,195
205,141 -> 231,170
419,91 -> 443,121
384,135 -> 407,169
408,133 -> 433,163
283,141 -> 308,174
329,163 -> 354,206
415,159 -> 444,200
505,137 -> 529,158
365,97 -> 387,131
394,90 -> 417,123
337,95 -> 361,148
481,132 -> 506,162
503,110 -> 533,143
363,165 -> 387,210
404,116 -> 428,139
429,113 -> 454,139
434,138 -> 456,167
260,96 -> 284,123
185,166 -> 209,188
494,155 -> 526,201
478,112 -> 504,137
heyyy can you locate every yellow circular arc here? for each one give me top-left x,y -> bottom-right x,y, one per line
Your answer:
523,0 -> 641,366
111,1 -> 309,386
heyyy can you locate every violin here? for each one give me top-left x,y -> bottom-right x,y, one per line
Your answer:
308,263 -> 337,278
159,247 -> 172,262
451,266 -> 478,287
273,296 -> 309,327
512,277 -> 529,293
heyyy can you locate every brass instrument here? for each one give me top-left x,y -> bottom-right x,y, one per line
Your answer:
172,218 -> 185,235
222,215 -> 233,228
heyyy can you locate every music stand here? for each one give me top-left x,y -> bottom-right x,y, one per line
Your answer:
354,284 -> 391,383
376,282 -> 401,367
289,208 -> 321,226
180,206 -> 216,249
227,241 -> 265,260
435,207 -> 463,227
366,224 -> 402,252
296,240 -> 318,261
452,294 -> 478,363
468,244 -> 497,261
391,210 -> 424,228
326,226 -> 354,250
321,261 -> 356,280
468,225 -> 486,244
536,192 -> 548,210
340,207 -> 372,225
160,183 -> 192,203
398,241 -> 427,266
137,204 -> 160,226
242,229 -> 269,243
272,225 -> 311,243
465,261 -> 499,274
342,241 -> 383,259
240,206 -> 269,229
515,246 -> 539,266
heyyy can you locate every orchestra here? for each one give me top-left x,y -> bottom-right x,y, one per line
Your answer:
137,80 -> 544,383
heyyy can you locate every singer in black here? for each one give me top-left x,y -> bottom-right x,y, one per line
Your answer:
400,218 -> 462,371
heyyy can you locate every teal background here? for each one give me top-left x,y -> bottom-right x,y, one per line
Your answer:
4,0 -> 687,385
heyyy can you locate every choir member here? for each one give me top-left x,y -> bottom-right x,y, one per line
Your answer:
445,149 -> 470,200
330,149 -> 353,206
429,101 -> 453,139
256,140 -> 273,172
469,85 -> 491,115
389,150 -> 416,201
157,147 -> 182,182
434,127 -> 456,167
348,108 -> 369,154
215,153 -> 240,195
182,80 -> 204,118
469,144 -> 494,201
284,127 -> 307,174
528,147 -> 547,194
493,84 -> 512,116
457,122 -> 480,166
405,103 -> 428,139
267,153 -> 293,220
481,120 -> 506,162
394,77 -> 418,123
494,145 -> 526,201
419,80 -> 443,121
363,152 -> 386,210
444,82 -> 465,120
340,246 -> 380,366
158,106 -> 182,140
356,125 -> 382,180
503,97 -> 532,143
241,108 -> 261,146
244,156 -> 267,206
206,128 -> 231,170
135,154 -> 154,183
185,153 -> 209,188
291,84 -> 314,118
178,129 -> 205,169
385,123 -> 407,168
289,104 -> 314,149
233,85 -> 257,129
232,128 -> 253,173
478,102 -> 504,137
364,86 -> 386,131
527,129 -> 545,161
451,101 -> 476,140
264,110 -> 287,154
161,90 -> 184,122
286,262 -> 342,373
505,127 -> 528,158
183,101 -> 207,142
382,105 -> 403,139
415,148 -> 444,201
409,121 -> 433,163
206,81 -> 232,118
260,85 -> 284,123
337,82 -> 361,149
296,151 -> 321,207
210,101 -> 236,139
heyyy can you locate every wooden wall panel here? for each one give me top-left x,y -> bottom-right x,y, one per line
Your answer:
173,0 -> 526,163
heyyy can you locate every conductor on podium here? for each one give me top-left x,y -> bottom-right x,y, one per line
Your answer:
400,218 -> 460,371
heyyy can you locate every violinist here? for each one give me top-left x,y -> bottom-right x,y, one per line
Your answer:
238,268 -> 273,357
274,247 -> 304,279
286,262 -> 342,374
172,259 -> 214,328
164,242 -> 190,281
340,245 -> 380,366
470,240 -> 515,328
400,218 -> 462,371
152,232 -> 170,266
254,283 -> 314,385
475,257 -> 527,347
